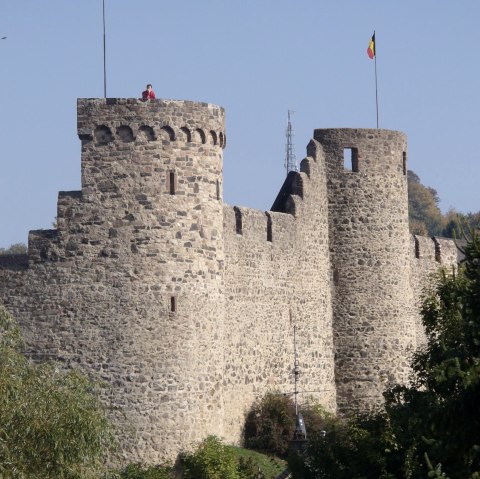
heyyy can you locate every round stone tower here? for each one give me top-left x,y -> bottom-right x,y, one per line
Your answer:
60,98 -> 227,461
313,128 -> 416,414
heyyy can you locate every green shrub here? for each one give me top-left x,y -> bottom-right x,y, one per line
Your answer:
244,393 -> 330,458
0,305 -> 115,479
109,462 -> 174,479
244,393 -> 295,457
180,436 -> 241,479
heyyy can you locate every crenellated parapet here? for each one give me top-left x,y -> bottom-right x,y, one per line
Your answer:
410,234 -> 460,346
271,139 -> 326,217
411,234 -> 459,266
77,98 -> 226,147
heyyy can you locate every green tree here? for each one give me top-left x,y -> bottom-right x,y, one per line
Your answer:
244,393 -> 332,459
383,230 -> 480,478
408,171 -> 445,236
290,231 -> 480,478
0,305 -> 115,479
244,393 -> 296,457
442,210 -> 480,238
0,243 -> 27,255
288,411 -> 397,479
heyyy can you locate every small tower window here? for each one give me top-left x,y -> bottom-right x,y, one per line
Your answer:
234,207 -> 242,235
167,171 -> 177,195
402,152 -> 407,175
434,238 -> 441,263
266,213 -> 273,242
414,236 -> 420,259
170,296 -> 177,313
216,180 -> 220,201
343,148 -> 359,172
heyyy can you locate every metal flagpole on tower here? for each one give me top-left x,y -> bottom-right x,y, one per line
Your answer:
374,31 -> 379,129
103,0 -> 107,98
367,31 -> 379,128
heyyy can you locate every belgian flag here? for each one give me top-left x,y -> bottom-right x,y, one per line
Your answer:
367,33 -> 375,59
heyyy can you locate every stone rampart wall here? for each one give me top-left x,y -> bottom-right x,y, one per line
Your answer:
410,235 -> 460,346
222,140 -> 338,442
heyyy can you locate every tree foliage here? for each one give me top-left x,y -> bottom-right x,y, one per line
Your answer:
382,230 -> 480,478
107,462 -> 173,479
244,393 -> 296,457
244,393 -> 331,459
0,243 -> 27,255
0,305 -> 115,479
288,411 -> 399,479
290,231 -> 480,478
442,210 -> 480,239
180,436 -> 242,479
407,171 -> 480,238
408,171 -> 444,236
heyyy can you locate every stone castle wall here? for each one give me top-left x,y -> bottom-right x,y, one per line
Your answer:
222,140 -> 337,442
0,99 -> 460,463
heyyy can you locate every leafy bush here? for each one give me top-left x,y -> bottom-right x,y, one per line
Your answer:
108,462 -> 174,479
180,436 -> 241,479
244,392 -> 330,458
0,305 -> 115,479
288,412 -> 396,479
244,393 -> 296,457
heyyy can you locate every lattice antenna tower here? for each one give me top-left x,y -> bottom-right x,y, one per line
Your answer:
285,110 -> 298,174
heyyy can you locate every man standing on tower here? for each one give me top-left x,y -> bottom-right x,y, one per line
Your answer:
142,84 -> 156,101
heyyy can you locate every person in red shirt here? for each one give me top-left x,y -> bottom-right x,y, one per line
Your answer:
142,84 -> 156,101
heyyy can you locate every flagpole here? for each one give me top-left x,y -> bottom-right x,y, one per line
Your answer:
103,0 -> 107,98
374,30 -> 379,128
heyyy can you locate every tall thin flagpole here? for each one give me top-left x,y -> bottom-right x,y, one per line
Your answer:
103,0 -> 107,98
374,31 -> 379,128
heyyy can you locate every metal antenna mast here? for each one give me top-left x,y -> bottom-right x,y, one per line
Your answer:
285,110 -> 298,175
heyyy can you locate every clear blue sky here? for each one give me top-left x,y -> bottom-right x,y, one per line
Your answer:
1,0 -> 479,248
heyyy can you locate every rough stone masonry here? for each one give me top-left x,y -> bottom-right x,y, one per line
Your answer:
0,98 -> 460,462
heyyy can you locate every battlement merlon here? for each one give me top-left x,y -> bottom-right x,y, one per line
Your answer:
76,98 -> 226,147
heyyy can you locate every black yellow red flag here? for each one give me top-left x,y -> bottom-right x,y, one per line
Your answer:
367,33 -> 375,59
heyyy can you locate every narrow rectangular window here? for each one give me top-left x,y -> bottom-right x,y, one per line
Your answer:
343,148 -> 359,172
169,171 -> 176,195
234,207 -> 242,235
216,180 -> 220,200
434,238 -> 441,263
266,213 -> 273,242
402,152 -> 407,175
170,296 -> 177,312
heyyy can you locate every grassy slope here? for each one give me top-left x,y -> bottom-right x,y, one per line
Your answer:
227,445 -> 286,478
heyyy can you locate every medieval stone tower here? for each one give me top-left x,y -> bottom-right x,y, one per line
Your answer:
316,129 -> 416,413
0,99 -> 459,463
